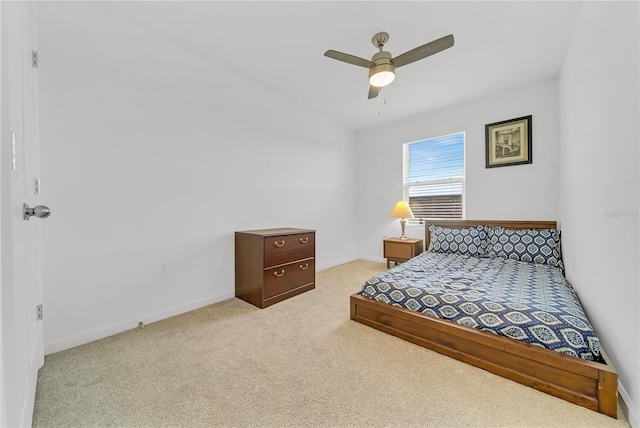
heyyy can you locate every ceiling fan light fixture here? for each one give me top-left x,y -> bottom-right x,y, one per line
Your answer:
369,63 -> 396,87
324,32 -> 454,99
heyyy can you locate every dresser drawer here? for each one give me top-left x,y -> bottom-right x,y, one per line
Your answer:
384,241 -> 414,259
263,258 -> 315,299
264,232 -> 315,267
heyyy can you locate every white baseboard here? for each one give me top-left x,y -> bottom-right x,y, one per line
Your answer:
44,291 -> 235,355
316,257 -> 359,271
45,258 -> 366,355
619,381 -> 638,427
357,256 -> 386,264
317,256 -> 389,270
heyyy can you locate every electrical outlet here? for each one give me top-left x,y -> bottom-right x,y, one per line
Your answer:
160,263 -> 170,275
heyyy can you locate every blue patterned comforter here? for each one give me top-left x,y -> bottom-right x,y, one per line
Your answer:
360,252 -> 601,361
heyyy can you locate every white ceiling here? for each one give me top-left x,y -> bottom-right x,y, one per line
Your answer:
37,1 -> 582,132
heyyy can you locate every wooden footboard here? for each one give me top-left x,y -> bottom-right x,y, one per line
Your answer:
350,292 -> 618,418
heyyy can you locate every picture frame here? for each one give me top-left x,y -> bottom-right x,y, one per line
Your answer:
485,115 -> 532,168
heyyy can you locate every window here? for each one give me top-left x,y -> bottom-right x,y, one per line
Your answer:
403,132 -> 464,220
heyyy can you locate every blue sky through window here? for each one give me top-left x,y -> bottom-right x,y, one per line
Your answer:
408,133 -> 464,183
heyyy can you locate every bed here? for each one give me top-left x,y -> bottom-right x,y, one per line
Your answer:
350,220 -> 618,418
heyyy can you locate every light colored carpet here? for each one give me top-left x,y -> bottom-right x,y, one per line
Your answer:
33,260 -> 629,428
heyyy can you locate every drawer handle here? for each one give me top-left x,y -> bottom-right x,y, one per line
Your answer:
273,269 -> 285,277
299,263 -> 309,270
299,237 -> 309,244
274,240 -> 285,247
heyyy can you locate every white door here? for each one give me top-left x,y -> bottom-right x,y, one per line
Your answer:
1,2 -> 45,426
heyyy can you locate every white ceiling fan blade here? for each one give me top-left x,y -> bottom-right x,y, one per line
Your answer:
393,34 -> 454,68
324,50 -> 373,68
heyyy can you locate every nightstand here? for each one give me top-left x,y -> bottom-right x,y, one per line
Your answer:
383,237 -> 423,268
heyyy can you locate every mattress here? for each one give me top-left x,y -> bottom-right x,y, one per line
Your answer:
360,251 -> 601,361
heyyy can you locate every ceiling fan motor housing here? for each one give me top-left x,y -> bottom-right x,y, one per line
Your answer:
369,51 -> 395,87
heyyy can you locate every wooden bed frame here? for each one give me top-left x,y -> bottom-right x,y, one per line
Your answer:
350,220 -> 618,418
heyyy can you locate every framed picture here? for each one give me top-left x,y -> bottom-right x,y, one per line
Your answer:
485,115 -> 532,168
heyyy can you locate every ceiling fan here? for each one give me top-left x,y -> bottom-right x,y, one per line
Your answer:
324,32 -> 454,99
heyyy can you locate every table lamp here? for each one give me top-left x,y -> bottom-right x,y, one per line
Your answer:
390,201 -> 414,240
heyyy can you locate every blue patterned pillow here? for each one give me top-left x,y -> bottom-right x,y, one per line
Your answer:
486,227 -> 564,271
428,225 -> 488,257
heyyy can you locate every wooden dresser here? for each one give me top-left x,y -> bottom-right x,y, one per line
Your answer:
235,228 -> 315,308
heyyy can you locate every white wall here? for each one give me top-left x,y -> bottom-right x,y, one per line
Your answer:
38,3 -> 358,354
558,2 -> 639,425
356,79 -> 559,259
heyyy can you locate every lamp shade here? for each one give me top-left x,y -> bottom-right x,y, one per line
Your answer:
390,201 -> 414,219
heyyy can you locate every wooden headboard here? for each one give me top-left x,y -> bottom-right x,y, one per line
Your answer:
424,220 -> 557,251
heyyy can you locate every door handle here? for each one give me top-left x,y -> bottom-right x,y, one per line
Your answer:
23,203 -> 51,221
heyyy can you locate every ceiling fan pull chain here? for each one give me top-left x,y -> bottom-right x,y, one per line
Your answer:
377,93 -> 389,117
